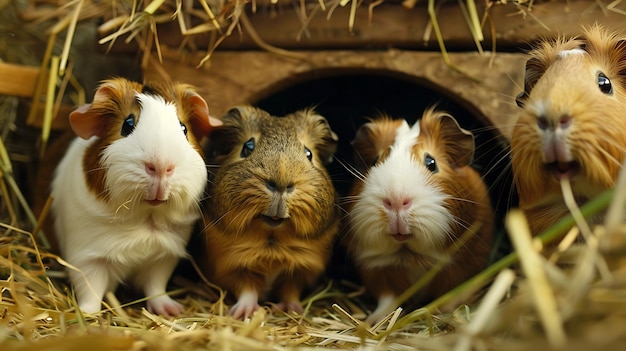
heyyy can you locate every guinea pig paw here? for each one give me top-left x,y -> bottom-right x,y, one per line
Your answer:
78,299 -> 104,315
147,296 -> 185,317
229,301 -> 260,320
274,300 -> 303,315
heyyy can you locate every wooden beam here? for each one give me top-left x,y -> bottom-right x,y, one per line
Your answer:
0,62 -> 41,98
133,0 -> 626,53
0,62 -> 73,131
18,100 -> 72,131
145,49 -> 527,141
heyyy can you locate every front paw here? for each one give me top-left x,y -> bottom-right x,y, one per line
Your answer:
147,295 -> 185,317
230,301 -> 260,320
230,290 -> 260,319
79,298 -> 103,315
366,294 -> 397,324
274,300 -> 303,315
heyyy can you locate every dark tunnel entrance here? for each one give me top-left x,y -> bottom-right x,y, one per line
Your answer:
254,70 -> 513,207
253,70 -> 515,264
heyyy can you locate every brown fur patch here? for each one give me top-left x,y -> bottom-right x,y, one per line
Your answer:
200,105 -> 340,307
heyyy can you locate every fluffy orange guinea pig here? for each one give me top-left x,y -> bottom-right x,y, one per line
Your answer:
345,108 -> 493,321
511,24 -> 626,235
199,105 -> 340,319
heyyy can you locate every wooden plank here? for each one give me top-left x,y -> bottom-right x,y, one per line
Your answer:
0,62 -> 41,97
18,100 -> 73,131
140,0 -> 626,52
145,49 -> 526,141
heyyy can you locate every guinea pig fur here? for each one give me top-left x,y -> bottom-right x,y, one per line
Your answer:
345,108 -> 494,322
200,105 -> 340,320
511,24 -> 626,235
50,78 -> 221,316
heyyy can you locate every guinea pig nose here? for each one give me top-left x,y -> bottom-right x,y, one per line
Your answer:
537,115 -> 572,131
266,180 -> 295,193
383,197 -> 412,211
145,162 -> 175,176
536,116 -> 550,130
558,115 -> 572,129
266,180 -> 277,192
285,183 -> 295,193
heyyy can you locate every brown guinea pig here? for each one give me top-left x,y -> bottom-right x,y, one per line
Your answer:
511,24 -> 626,235
199,105 -> 340,319
344,107 -> 494,322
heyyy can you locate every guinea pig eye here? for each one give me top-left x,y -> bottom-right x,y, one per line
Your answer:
424,153 -> 438,173
304,146 -> 313,161
597,72 -> 613,95
240,137 -> 255,158
121,114 -> 136,137
180,121 -> 188,137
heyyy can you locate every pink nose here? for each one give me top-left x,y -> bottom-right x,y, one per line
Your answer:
537,114 -> 572,130
383,197 -> 412,211
145,163 -> 175,177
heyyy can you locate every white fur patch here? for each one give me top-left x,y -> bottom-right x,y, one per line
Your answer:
101,92 -> 207,225
230,289 -> 260,319
557,48 -> 586,59
50,88 -> 207,315
349,119 -> 452,269
368,294 -> 397,322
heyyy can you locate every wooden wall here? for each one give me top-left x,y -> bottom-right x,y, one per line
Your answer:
144,49 -> 526,141
140,0 -> 626,142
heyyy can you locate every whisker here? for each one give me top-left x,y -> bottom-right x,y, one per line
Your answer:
85,166 -> 108,174
334,157 -> 365,181
203,211 -> 229,232
597,144 -> 624,169
448,197 -> 481,206
337,195 -> 361,207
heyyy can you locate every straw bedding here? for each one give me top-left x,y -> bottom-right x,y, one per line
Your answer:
2,178 -> 626,349
3,0 -> 626,350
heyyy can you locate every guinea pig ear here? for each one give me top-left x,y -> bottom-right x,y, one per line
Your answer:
351,122 -> 379,173
352,122 -> 375,158
180,90 -> 223,141
295,109 -> 338,165
69,83 -> 118,139
516,56 -> 543,108
437,113 -> 475,168
351,116 -> 401,170
204,106 -> 252,161
615,39 -> 626,76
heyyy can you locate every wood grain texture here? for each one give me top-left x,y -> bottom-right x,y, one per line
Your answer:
148,1 -> 626,51
0,62 -> 40,97
145,49 -> 526,140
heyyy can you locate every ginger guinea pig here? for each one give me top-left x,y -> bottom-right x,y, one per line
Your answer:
511,24 -> 626,235
51,78 -> 221,316
200,105 -> 340,319
345,108 -> 494,321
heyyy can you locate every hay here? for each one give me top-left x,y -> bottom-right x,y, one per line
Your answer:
3,0 -> 626,349
14,0 -> 535,70
3,126 -> 626,350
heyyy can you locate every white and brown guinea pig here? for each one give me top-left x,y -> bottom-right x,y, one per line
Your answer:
511,24 -> 626,235
345,107 -> 494,321
51,78 -> 221,316
199,105 -> 340,320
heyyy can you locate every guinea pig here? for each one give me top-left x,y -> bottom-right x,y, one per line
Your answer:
50,78 -> 221,316
199,105 -> 340,320
345,107 -> 494,321
511,24 -> 626,236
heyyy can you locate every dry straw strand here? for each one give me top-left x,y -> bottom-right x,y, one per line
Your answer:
506,210 -> 566,348
453,268 -> 516,351
40,55 -> 59,159
58,0 -> 83,76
